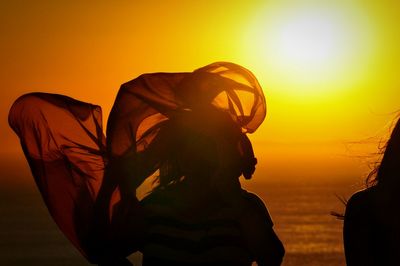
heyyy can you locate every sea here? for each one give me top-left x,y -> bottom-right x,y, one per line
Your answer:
0,157 -> 361,266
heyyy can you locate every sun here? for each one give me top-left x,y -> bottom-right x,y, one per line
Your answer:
273,10 -> 346,71
241,3 -> 377,98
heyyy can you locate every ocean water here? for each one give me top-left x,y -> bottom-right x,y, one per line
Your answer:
243,180 -> 356,266
0,158 -> 359,265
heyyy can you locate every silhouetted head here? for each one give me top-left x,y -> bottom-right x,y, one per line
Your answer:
367,116 -> 400,189
119,62 -> 265,191
154,107 -> 257,189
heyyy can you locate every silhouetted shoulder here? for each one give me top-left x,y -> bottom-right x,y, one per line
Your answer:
348,189 -> 368,201
242,191 -> 273,226
345,188 -> 376,225
344,188 -> 377,266
345,188 -> 375,215
240,191 -> 284,266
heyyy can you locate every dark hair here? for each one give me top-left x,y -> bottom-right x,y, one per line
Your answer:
154,126 -> 219,189
150,113 -> 257,191
366,116 -> 400,188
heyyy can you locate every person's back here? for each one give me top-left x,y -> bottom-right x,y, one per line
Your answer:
141,180 -> 284,266
141,181 -> 251,266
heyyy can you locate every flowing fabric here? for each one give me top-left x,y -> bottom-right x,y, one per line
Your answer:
8,62 -> 266,262
107,62 -> 265,157
8,93 -> 106,260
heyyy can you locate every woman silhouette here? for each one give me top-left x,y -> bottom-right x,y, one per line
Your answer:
344,117 -> 400,266
9,62 -> 284,265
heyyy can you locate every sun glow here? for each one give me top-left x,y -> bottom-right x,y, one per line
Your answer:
274,11 -> 347,70
242,3 -> 377,97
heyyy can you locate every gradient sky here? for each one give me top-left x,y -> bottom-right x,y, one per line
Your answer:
1,0 -> 400,182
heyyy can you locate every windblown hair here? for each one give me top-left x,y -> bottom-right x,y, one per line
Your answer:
366,115 -> 400,188
332,114 -> 400,220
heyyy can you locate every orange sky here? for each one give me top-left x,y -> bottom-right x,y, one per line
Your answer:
1,0 -> 400,182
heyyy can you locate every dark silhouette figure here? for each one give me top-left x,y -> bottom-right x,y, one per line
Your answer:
344,117 -> 400,266
9,62 -> 284,265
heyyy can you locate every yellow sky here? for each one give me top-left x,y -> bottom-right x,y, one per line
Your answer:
1,0 -> 400,182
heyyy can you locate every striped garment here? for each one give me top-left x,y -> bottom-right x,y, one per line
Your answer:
142,216 -> 252,265
140,186 -> 255,266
